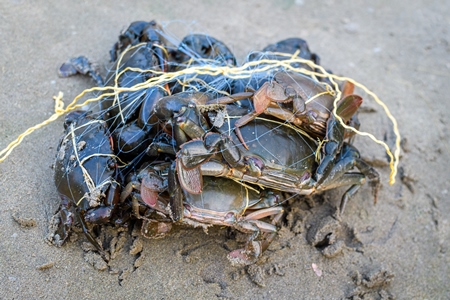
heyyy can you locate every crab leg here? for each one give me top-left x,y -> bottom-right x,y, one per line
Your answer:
58,56 -> 104,86
169,162 -> 184,222
213,92 -> 254,104
228,207 -> 284,266
76,211 -> 108,261
316,143 -> 380,215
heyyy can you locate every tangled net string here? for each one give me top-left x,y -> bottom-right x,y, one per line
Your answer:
0,44 -> 400,185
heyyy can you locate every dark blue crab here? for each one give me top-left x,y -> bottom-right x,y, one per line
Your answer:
52,111 -> 121,256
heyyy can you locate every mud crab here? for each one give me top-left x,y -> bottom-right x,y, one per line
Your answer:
153,91 -> 379,215
109,20 -> 168,69
168,33 -> 237,94
248,37 -> 320,65
231,37 -> 330,103
209,71 -> 362,148
120,161 -> 286,265
173,33 -> 236,67
52,111 -> 121,255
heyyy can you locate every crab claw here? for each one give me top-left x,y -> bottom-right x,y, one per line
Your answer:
141,219 -> 172,239
176,162 -> 203,194
336,94 -> 363,123
132,169 -> 167,211
141,175 -> 162,208
227,241 -> 262,266
58,56 -> 104,86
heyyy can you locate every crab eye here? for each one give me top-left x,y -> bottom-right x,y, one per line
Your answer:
300,171 -> 311,184
244,157 -> 265,176
187,100 -> 196,108
224,212 -> 236,223
177,106 -> 187,116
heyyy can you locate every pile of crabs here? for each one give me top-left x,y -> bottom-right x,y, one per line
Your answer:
51,20 -> 380,266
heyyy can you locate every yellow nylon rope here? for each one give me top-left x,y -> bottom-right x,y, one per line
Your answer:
0,47 -> 400,185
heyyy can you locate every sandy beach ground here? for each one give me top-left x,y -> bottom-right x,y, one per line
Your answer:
1,0 -> 449,298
